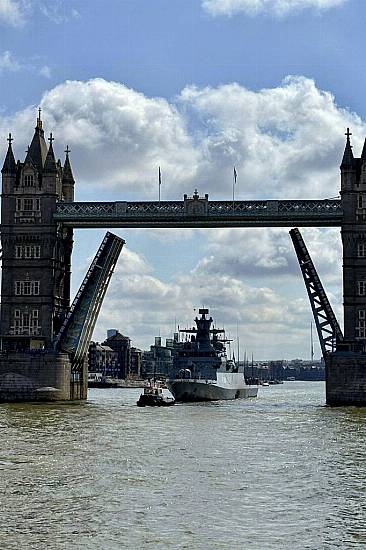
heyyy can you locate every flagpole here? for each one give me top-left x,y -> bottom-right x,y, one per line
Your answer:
158,166 -> 161,202
232,170 -> 235,210
232,166 -> 237,211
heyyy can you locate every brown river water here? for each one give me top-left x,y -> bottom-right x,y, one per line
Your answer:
0,381 -> 365,549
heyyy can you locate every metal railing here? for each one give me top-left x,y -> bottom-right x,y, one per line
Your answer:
54,199 -> 343,227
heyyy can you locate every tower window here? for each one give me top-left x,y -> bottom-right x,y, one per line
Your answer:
15,244 -> 41,259
356,319 -> 366,339
358,243 -> 366,258
358,281 -> 366,296
23,199 -> 33,211
24,175 -> 34,187
11,308 -> 40,336
14,281 -> 40,296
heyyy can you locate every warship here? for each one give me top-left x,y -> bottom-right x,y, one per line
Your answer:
166,309 -> 258,402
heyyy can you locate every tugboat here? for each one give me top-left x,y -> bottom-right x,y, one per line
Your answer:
166,308 -> 258,402
137,382 -> 175,407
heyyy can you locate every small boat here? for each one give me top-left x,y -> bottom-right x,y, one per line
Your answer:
137,383 -> 175,407
261,382 -> 270,387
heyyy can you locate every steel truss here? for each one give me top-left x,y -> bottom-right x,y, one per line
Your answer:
53,232 -> 125,369
290,228 -> 343,357
54,199 -> 343,228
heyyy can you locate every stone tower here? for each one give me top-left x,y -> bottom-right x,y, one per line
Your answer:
0,111 -> 74,352
340,129 -> 366,348
326,130 -> 366,405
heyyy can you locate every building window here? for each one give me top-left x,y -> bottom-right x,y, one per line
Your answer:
14,281 -> 40,296
16,198 -> 22,211
359,310 -> 366,320
11,308 -> 40,336
356,319 -> 366,339
24,175 -> 34,187
358,281 -> 366,296
358,195 -> 364,209
23,199 -> 33,211
15,244 -> 41,259
35,199 -> 40,211
358,243 -> 366,258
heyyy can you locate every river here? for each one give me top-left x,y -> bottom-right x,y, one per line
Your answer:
0,381 -> 365,549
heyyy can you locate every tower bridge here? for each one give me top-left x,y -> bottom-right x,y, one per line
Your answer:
1,115 -> 366,405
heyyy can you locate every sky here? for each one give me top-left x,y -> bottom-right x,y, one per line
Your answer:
1,0 -> 366,360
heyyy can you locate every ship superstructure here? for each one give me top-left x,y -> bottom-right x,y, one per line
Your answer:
167,309 -> 258,402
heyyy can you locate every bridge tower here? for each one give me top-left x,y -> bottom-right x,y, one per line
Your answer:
325,130 -> 366,404
0,113 -> 80,401
0,111 -> 74,351
340,129 -> 366,344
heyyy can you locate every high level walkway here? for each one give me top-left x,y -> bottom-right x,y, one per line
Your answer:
54,196 -> 342,228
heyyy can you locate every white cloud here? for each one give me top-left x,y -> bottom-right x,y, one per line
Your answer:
39,65 -> 51,79
1,76 -> 363,202
202,0 -> 349,17
0,50 -> 22,73
197,226 -> 341,282
0,0 -> 25,27
179,76 -> 365,199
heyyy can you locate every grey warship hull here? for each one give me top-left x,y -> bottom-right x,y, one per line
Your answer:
167,378 -> 258,402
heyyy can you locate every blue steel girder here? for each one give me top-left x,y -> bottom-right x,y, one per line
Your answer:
290,228 -> 343,357
53,232 -> 125,368
54,199 -> 343,228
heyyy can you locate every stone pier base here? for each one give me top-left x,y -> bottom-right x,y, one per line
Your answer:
0,351 -> 87,402
326,352 -> 366,406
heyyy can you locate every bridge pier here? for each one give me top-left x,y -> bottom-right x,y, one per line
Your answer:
0,351 -> 87,402
326,352 -> 366,406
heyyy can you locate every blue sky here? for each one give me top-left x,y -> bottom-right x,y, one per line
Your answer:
0,0 -> 365,359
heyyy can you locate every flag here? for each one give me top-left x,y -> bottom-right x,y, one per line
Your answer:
159,166 -> 162,187
233,166 -> 237,184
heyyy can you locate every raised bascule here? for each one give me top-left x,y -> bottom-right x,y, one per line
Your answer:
0,116 -> 365,404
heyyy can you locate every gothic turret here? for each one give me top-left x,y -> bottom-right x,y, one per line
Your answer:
43,134 -> 58,174
24,110 -> 48,172
62,146 -> 75,201
341,128 -> 354,169
340,129 -> 357,194
1,134 -> 16,175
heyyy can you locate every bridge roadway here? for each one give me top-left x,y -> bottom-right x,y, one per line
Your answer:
54,198 -> 343,228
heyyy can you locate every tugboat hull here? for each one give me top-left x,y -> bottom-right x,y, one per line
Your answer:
167,379 -> 258,402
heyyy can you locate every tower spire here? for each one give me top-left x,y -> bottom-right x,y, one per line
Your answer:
1,133 -> 16,174
62,145 -> 75,184
43,132 -> 57,173
37,107 -> 43,130
340,128 -> 354,169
